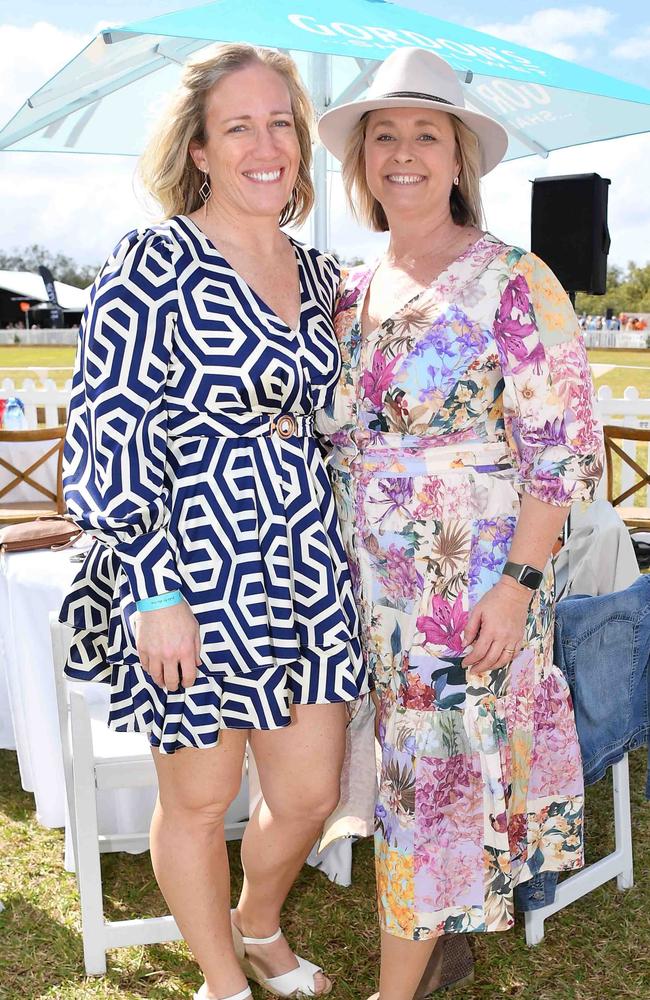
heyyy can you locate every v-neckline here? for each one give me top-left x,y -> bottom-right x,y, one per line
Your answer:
358,232 -> 489,341
177,214 -> 305,334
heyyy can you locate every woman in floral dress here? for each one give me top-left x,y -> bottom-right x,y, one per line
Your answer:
318,48 -> 603,1000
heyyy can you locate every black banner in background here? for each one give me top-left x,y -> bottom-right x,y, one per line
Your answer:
38,264 -> 62,327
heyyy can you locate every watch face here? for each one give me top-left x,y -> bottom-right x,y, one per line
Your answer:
520,566 -> 543,589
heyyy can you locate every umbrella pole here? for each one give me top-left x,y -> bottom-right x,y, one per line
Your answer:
309,53 -> 331,251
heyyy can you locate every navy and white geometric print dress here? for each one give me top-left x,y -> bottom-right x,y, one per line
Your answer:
59,215 -> 369,754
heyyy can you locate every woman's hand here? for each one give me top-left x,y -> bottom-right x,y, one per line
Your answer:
134,600 -> 201,691
462,577 -> 531,676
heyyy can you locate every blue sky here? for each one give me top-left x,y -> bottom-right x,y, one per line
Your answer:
1,1 -> 649,269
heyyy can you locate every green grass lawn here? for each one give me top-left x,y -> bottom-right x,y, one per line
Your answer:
0,345 -> 77,388
1,748 -> 649,999
587,350 -> 650,398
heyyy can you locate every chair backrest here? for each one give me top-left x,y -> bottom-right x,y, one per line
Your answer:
0,425 -> 66,511
602,424 -> 650,507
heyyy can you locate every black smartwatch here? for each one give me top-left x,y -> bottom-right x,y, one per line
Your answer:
502,561 -> 544,590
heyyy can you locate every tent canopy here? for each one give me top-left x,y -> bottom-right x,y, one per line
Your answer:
0,270 -> 87,310
2,0 -> 650,159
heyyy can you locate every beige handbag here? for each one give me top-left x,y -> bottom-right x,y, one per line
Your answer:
0,515 -> 83,553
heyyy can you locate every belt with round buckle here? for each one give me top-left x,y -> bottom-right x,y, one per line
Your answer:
273,414 -> 297,439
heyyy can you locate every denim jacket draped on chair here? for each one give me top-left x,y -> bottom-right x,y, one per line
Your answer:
553,574 -> 650,798
516,574 -> 649,912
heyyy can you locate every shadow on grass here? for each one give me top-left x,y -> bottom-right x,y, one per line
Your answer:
0,895 -> 84,998
0,895 -> 202,999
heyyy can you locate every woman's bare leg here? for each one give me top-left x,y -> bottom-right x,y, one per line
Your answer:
150,730 -> 249,1000
378,930 -> 440,1000
233,701 -> 348,993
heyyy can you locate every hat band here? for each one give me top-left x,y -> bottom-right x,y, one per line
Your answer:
379,91 -> 455,105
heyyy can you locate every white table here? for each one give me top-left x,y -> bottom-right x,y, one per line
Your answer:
0,546 -> 157,845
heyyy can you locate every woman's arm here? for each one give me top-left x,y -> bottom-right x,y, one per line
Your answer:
463,250 -> 604,676
463,493 -> 568,675
64,229 -> 200,691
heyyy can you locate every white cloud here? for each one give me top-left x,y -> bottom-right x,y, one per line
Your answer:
0,152 -> 152,267
612,27 -> 650,60
0,22 -> 87,123
478,6 -> 615,62
0,20 -> 159,266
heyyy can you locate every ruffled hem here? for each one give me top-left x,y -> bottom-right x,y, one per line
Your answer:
375,662 -> 585,939
78,637 -> 368,755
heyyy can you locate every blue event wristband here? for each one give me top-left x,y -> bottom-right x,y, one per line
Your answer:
136,590 -> 183,612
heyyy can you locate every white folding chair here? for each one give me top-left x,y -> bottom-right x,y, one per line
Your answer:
524,755 -> 634,945
50,615 -> 248,974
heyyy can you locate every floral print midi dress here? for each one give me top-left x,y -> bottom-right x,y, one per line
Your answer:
317,234 -> 603,940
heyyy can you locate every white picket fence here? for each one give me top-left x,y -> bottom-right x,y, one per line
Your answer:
1,376 -> 72,427
1,377 -> 649,504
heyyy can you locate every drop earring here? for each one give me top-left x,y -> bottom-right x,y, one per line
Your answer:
453,176 -> 460,186
199,169 -> 212,216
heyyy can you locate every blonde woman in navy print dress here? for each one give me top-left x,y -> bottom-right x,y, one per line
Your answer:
59,45 -> 368,1000
318,49 -> 603,1000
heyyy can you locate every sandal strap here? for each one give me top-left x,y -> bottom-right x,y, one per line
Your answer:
230,908 -> 283,947
194,990 -> 252,1000
265,956 -> 323,996
240,926 -> 283,946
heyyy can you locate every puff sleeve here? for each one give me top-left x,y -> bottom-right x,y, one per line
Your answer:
493,250 -> 604,506
63,229 -> 182,603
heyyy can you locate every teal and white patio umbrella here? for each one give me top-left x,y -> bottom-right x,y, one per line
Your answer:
2,0 -> 650,245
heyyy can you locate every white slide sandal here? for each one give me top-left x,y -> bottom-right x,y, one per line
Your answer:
231,913 -> 331,997
194,987 -> 252,1000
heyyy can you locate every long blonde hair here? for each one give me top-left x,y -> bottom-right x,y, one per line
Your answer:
139,44 -> 315,226
341,111 -> 484,231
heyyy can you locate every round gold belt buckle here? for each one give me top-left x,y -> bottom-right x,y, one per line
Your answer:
275,414 -> 297,439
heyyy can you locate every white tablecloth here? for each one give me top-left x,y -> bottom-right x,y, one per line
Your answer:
0,547 -> 157,843
0,439 -> 59,503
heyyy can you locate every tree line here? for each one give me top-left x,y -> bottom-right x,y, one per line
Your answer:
0,245 -> 98,289
575,262 -> 650,316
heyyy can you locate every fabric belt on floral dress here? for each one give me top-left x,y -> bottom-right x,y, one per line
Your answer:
167,413 -> 315,440
331,437 -> 514,476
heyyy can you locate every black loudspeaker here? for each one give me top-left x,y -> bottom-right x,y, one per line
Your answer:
531,173 -> 611,294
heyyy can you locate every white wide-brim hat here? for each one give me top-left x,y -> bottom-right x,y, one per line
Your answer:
318,47 -> 508,176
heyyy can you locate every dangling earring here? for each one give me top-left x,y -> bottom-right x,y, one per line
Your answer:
199,169 -> 212,216
453,175 -> 460,186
